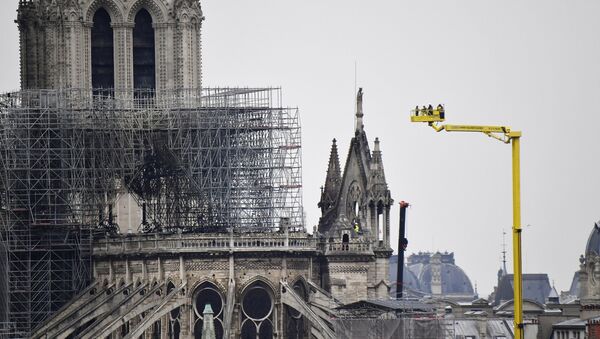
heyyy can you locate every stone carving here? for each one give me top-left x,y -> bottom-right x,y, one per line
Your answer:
328,265 -> 368,274
287,261 -> 309,270
126,0 -> 166,22
186,261 -> 229,272
238,260 -> 281,271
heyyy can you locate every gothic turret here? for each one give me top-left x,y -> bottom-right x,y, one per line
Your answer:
318,139 -> 341,214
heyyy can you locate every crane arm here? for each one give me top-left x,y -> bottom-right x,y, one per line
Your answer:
428,122 -> 519,144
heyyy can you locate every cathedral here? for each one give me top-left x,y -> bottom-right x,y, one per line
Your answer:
0,1 -> 395,338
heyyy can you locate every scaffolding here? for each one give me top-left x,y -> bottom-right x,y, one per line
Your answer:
0,87 -> 303,336
332,317 -> 451,339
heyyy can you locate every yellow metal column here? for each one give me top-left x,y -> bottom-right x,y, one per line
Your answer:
511,134 -> 523,339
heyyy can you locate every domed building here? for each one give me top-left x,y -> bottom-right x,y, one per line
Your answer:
577,221 -> 600,318
388,255 -> 422,297
389,252 -> 476,301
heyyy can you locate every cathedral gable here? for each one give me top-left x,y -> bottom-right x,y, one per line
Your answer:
318,88 -> 392,244
337,134 -> 371,223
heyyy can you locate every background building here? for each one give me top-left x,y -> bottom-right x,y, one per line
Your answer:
389,252 -> 476,301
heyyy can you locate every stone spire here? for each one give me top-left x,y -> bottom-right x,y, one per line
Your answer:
318,139 -> 341,213
369,138 -> 387,188
355,88 -> 364,132
201,304 -> 216,339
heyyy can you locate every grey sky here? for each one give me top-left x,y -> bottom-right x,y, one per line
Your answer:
1,0 -> 598,298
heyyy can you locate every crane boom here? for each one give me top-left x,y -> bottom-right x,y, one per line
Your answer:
444,125 -> 509,133
410,105 -> 524,339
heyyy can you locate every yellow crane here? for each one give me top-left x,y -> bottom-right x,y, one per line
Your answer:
410,106 -> 524,339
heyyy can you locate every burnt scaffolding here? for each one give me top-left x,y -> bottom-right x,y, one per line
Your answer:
0,87 -> 303,336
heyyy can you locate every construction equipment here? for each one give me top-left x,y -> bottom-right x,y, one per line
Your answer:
410,105 -> 445,123
397,201 -> 409,300
410,106 -> 524,339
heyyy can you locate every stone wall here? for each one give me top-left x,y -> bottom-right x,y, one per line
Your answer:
92,232 -> 319,338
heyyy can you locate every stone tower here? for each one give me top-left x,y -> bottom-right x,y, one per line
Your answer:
318,88 -> 393,303
17,0 -> 203,90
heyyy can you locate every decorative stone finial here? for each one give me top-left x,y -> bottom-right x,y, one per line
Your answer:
355,88 -> 363,131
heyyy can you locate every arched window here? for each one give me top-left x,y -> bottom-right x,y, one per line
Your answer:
286,280 -> 307,339
377,202 -> 384,241
91,8 -> 114,92
342,233 -> 349,251
241,282 -> 274,339
193,283 -> 225,339
133,9 -> 156,93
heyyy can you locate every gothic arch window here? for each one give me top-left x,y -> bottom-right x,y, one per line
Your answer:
241,282 -> 274,339
377,201 -> 384,241
285,280 -> 308,339
133,8 -> 156,93
91,8 -> 114,92
193,282 -> 224,339
167,281 -> 181,338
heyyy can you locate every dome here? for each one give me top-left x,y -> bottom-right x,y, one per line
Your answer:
585,221 -> 600,255
389,255 -> 421,295
418,263 -> 474,295
399,252 -> 476,298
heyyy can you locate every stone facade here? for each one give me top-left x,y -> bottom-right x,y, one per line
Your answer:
33,231 -> 330,339
17,0 -> 203,90
91,233 -> 318,338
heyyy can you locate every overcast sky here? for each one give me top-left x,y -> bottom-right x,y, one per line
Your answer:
1,0 -> 599,298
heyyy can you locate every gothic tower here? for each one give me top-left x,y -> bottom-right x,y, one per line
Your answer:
17,0 -> 203,90
318,88 -> 394,303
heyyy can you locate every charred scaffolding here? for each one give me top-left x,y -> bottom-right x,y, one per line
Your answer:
0,87 -> 303,335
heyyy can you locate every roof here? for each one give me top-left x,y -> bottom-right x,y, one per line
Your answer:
586,221 -> 600,255
494,274 -> 551,305
494,298 -> 545,314
552,318 -> 586,329
335,299 -> 434,313
569,271 -> 580,297
452,319 -> 513,338
391,254 -> 475,297
419,263 -> 474,295
389,255 -> 422,295
548,286 -> 559,301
